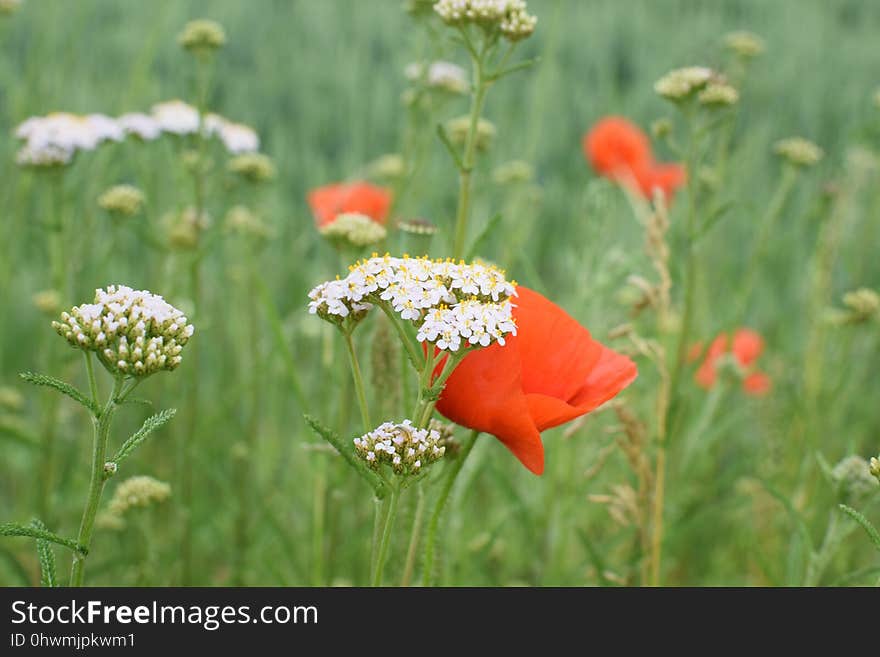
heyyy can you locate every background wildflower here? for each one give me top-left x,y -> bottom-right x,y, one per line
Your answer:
98,184 -> 146,218
774,137 -> 823,167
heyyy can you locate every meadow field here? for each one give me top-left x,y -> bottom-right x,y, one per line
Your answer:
1,0 -> 879,587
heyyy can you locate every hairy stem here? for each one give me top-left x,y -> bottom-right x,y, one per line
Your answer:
69,376 -> 124,586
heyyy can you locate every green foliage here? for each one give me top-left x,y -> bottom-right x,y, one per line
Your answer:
19,372 -> 99,415
30,519 -> 57,587
0,522 -> 84,554
304,415 -> 387,498
111,408 -> 177,467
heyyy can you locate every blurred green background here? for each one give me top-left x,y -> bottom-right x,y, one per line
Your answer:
1,0 -> 878,586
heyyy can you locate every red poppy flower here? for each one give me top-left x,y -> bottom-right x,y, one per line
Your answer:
583,116 -> 686,202
435,286 -> 638,475
692,328 -> 771,396
307,181 -> 392,228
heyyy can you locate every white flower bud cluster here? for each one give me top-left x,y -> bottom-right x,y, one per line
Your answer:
405,60 -> 469,94
724,31 -> 765,59
353,420 -> 446,475
654,66 -> 715,101
318,213 -> 388,248
107,476 -> 171,516
445,115 -> 496,151
14,112 -> 123,167
698,83 -> 739,107
774,137 -> 823,167
151,100 -> 200,136
118,113 -> 162,140
52,285 -> 194,377
98,184 -> 146,217
228,152 -> 276,182
205,113 -> 260,154
308,255 -> 517,352
434,0 -> 537,41
831,455 -> 879,503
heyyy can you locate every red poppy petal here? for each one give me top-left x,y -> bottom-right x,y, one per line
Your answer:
634,162 -> 687,200
307,181 -> 392,227
513,286 -> 604,402
435,340 -> 545,474
584,116 -> 653,175
568,343 -> 638,412
732,329 -> 764,367
743,371 -> 771,396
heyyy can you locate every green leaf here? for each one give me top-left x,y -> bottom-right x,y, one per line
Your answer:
120,397 -> 153,408
30,520 -> 57,587
465,212 -> 503,261
436,124 -> 467,172
304,415 -> 387,498
19,371 -> 99,415
0,522 -> 85,554
839,504 -> 880,552
487,56 -> 540,82
111,408 -> 177,466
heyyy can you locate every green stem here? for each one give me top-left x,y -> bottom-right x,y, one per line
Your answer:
401,485 -> 426,586
451,41 -> 490,260
378,303 -> 422,372
422,430 -> 478,586
371,482 -> 400,587
69,376 -> 124,587
804,511 -> 843,586
84,352 -> 100,408
344,332 -> 372,432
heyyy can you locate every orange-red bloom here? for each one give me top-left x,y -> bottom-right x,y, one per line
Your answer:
583,116 -> 686,202
691,328 -> 771,396
307,181 -> 392,228
435,286 -> 638,475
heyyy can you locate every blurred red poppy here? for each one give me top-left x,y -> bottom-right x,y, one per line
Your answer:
435,286 -> 637,475
307,181 -> 392,228
692,328 -> 771,396
583,116 -> 686,202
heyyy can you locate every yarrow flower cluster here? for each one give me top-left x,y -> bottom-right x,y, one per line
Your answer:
654,66 -> 715,101
698,82 -> 739,107
52,285 -> 194,377
15,112 -> 123,167
405,60 -> 469,94
724,31 -> 765,59
178,19 -> 227,53
318,213 -> 388,248
228,152 -> 276,183
98,476 -> 171,530
353,420 -> 446,475
445,115 -> 496,151
434,0 -> 537,41
98,184 -> 146,217
308,255 -> 517,352
774,137 -> 823,167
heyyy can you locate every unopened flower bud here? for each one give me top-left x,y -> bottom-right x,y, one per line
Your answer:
831,455 -> 879,504
165,207 -> 211,250
53,285 -> 194,377
445,115 -> 496,152
698,83 -> 739,108
398,218 -> 438,236
32,289 -> 61,316
178,19 -> 226,54
434,0 -> 537,41
354,420 -> 446,476
319,213 -> 387,248
367,153 -> 406,182
724,31 -> 765,58
103,462 -> 118,477
870,456 -> 880,481
224,205 -> 274,240
228,153 -> 276,183
654,66 -> 715,101
98,184 -> 145,218
774,137 -> 823,168
651,118 -> 673,139
107,476 -> 171,516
